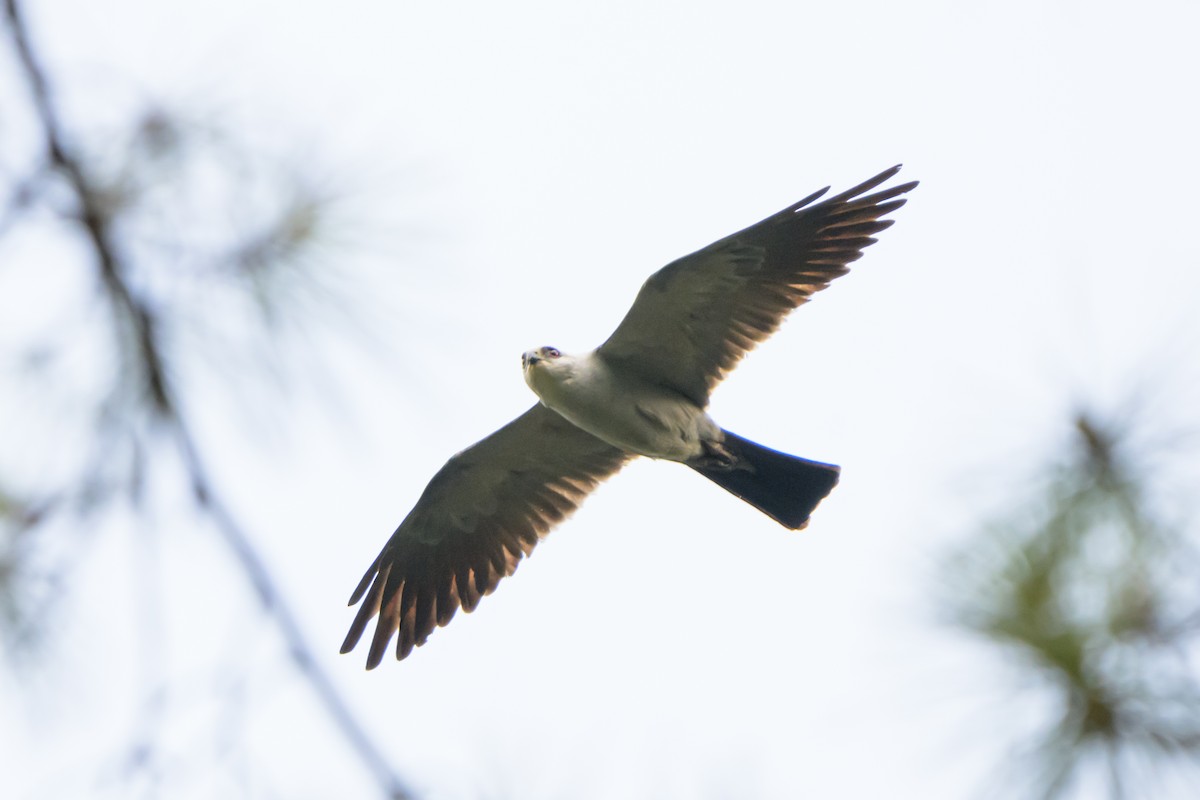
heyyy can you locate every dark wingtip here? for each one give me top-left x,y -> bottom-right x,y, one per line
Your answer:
865,163 -> 904,185
366,641 -> 386,670
347,559 -> 379,605
831,165 -> 916,204
787,185 -> 832,213
340,603 -> 372,654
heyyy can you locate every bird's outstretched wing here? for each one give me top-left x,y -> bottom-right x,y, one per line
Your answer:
342,403 -> 631,668
596,165 -> 917,406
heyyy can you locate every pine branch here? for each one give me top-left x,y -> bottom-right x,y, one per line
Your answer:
3,2 -> 413,796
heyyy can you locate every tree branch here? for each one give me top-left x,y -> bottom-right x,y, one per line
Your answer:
171,416 -> 414,800
3,2 -> 413,796
5,0 -> 171,412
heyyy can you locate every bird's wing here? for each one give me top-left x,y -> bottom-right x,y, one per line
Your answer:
341,403 -> 631,668
596,165 -> 917,406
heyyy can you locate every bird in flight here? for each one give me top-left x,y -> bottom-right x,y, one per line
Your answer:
342,165 -> 917,668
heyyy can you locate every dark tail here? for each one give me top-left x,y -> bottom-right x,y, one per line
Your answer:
688,430 -> 840,530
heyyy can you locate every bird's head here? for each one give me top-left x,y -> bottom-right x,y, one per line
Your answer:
521,345 -> 564,371
522,346 -> 573,396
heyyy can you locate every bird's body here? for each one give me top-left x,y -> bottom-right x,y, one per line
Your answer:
523,346 -> 719,462
342,165 -> 918,668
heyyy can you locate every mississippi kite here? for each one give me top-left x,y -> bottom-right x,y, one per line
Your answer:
342,165 -> 917,668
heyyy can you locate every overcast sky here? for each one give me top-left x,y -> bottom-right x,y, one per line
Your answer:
5,1 -> 1200,798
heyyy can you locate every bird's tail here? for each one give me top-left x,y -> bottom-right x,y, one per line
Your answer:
688,430 -> 840,530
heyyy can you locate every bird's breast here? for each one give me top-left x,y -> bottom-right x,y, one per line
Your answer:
529,354 -> 714,462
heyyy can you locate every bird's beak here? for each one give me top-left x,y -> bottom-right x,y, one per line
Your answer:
522,351 -> 541,369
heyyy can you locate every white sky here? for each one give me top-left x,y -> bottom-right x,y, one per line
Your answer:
4,0 -> 1200,798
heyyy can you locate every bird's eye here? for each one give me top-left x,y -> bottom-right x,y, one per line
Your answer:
545,347 -> 561,358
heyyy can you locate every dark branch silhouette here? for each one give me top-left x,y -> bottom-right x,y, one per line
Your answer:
3,1 -> 412,796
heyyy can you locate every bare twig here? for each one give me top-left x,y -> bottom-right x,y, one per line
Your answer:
171,419 -> 414,800
5,0 -> 171,413
3,2 -> 413,796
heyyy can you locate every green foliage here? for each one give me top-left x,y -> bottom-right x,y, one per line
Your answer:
943,414 -> 1200,799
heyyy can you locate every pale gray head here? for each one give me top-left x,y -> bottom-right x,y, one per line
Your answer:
522,345 -> 578,398
521,345 -> 563,371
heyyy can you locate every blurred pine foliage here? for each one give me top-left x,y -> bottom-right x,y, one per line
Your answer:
943,413 -> 1200,799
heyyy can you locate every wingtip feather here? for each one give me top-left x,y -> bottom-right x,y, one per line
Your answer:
347,562 -> 377,605
833,167 -> 914,204
785,185 -> 831,213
